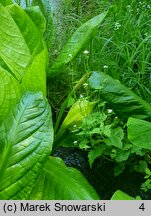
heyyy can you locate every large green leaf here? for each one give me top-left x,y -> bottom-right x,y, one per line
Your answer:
29,156 -> 100,200
25,6 -> 46,34
55,99 -> 96,145
7,4 -> 46,59
89,72 -> 151,121
32,0 -> 53,49
0,3 -> 31,81
48,12 -> 108,77
32,0 -> 46,13
111,190 -> 141,200
0,3 -> 48,97
21,49 -> 47,95
0,92 -> 54,199
0,66 -> 22,122
0,3 -> 47,82
128,117 -> 151,150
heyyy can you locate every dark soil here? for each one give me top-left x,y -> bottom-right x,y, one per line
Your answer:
53,147 -> 151,199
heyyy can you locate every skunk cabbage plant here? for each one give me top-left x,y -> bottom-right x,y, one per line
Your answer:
0,2 -> 108,199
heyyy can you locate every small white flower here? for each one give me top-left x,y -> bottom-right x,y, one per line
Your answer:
83,83 -> 88,86
83,50 -> 89,54
73,124 -> 77,128
144,33 -> 150,41
68,54 -> 72,58
73,141 -> 78,144
54,49 -> 58,54
107,109 -> 113,113
144,32 -> 149,41
126,5 -> 132,12
103,65 -> 108,69
114,22 -> 121,30
83,83 -> 88,88
80,94 -> 84,98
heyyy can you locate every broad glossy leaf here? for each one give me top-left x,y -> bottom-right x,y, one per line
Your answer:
25,6 -> 46,34
29,157 -> 100,200
48,12 -> 108,77
0,66 -> 21,122
62,99 -> 96,128
128,117 -> 151,150
32,0 -> 53,48
0,92 -> 54,199
7,4 -> 46,59
21,49 -> 47,95
0,4 -> 31,81
32,0 -> 46,11
111,190 -> 141,200
55,99 -> 96,143
89,72 -> 151,121
0,2 -> 47,97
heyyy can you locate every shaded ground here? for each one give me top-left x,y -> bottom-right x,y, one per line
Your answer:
53,147 -> 151,199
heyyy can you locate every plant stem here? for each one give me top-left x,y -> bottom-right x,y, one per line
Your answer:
26,0 -> 30,7
54,72 -> 91,135
76,0 -> 81,15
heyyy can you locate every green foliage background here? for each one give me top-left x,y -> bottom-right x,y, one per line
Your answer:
0,0 -> 151,200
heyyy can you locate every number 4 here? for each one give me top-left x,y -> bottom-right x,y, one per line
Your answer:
139,203 -> 145,211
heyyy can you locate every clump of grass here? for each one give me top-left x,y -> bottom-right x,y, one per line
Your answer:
61,0 -> 151,102
47,0 -> 151,130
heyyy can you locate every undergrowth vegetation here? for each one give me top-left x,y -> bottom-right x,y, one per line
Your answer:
0,0 -> 150,200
